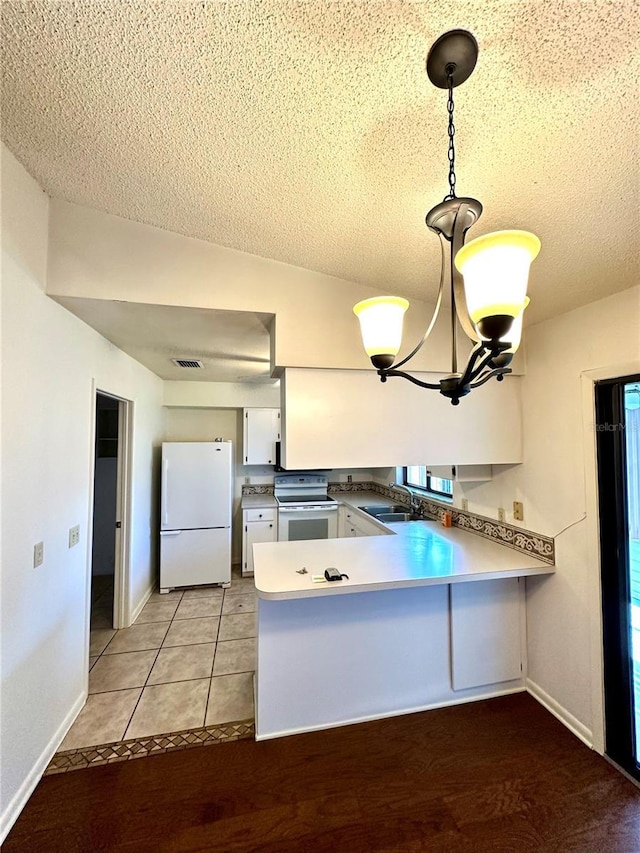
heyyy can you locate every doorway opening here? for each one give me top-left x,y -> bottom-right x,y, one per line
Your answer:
90,392 -> 130,639
596,374 -> 640,780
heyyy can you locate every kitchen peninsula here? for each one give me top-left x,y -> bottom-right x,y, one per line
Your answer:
253,499 -> 554,741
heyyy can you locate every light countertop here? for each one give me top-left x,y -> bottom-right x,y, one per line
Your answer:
330,489 -> 392,509
253,511 -> 554,600
241,493 -> 277,510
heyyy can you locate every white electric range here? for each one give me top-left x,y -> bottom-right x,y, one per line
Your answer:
274,474 -> 338,542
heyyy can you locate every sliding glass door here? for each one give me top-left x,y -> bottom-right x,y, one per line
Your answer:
597,375 -> 640,778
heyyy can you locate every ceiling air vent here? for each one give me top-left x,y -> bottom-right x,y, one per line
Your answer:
172,358 -> 204,369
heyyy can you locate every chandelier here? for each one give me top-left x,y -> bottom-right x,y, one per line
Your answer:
353,30 -> 540,406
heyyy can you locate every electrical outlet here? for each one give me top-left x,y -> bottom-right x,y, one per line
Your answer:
244,476 -> 250,485
498,507 -> 505,522
34,541 -> 44,568
69,524 -> 80,548
461,498 -> 468,511
347,475 -> 353,483
513,501 -> 524,522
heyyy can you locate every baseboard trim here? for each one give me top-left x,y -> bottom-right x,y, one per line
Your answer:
0,690 -> 87,844
256,685 -> 526,741
526,678 -> 593,748
130,582 -> 154,624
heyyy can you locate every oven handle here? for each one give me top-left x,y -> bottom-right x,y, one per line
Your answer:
278,505 -> 339,513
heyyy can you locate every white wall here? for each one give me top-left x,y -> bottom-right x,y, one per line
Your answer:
0,147 -> 165,842
163,380 -> 280,408
455,286 -> 640,742
47,198 -> 515,376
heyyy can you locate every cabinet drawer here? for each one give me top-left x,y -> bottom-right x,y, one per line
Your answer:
245,507 -> 275,522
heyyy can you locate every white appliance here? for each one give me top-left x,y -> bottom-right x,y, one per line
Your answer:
160,441 -> 232,593
275,474 -> 338,542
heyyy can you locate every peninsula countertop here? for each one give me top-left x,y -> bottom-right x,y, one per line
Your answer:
253,517 -> 554,600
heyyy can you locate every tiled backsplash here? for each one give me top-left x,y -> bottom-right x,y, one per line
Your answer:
242,484 -> 275,495
361,482 -> 555,564
241,481 -> 555,564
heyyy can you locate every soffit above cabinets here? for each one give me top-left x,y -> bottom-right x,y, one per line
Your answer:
2,2 -> 639,327
54,297 -> 275,383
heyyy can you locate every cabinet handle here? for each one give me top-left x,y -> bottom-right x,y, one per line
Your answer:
258,513 -> 262,518
269,524 -> 273,528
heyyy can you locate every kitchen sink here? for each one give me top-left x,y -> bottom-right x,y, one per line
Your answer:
375,512 -> 423,523
359,504 -> 430,524
359,505 -> 408,517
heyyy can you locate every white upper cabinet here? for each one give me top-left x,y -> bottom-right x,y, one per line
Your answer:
426,464 -> 493,483
243,408 -> 280,465
281,368 -> 522,470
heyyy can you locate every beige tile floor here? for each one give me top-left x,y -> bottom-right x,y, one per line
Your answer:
61,573 -> 256,751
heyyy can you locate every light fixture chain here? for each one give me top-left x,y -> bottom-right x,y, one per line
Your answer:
445,67 -> 456,200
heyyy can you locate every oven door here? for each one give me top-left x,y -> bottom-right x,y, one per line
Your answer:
277,504 -> 339,542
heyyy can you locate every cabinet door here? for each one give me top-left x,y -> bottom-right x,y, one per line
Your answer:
450,578 -> 522,690
345,510 -> 383,538
281,368 -> 522,468
243,408 -> 280,465
243,519 -> 276,575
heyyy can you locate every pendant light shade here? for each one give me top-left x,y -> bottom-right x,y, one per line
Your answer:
353,296 -> 409,363
454,230 -> 540,339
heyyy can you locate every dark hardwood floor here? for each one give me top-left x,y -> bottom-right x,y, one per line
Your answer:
5,693 -> 640,852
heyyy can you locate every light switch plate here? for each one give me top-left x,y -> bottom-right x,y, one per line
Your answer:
34,541 -> 44,567
69,525 -> 80,548
513,501 -> 524,522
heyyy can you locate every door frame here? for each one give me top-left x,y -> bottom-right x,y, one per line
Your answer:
113,396 -> 133,629
582,360 -> 640,757
87,384 -> 133,637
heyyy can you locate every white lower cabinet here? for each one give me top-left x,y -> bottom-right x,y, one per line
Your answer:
338,505 -> 387,538
242,507 -> 277,576
450,577 -> 523,690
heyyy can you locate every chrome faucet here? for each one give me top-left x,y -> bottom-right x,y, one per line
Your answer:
389,482 -> 421,516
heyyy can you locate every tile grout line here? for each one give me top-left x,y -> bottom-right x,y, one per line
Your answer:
84,583 -> 254,750
120,590 -> 186,740
122,585 -> 225,737
203,587 -> 226,726
88,588 -> 183,741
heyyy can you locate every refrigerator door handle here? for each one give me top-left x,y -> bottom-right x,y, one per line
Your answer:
160,530 -> 182,537
162,459 -> 169,527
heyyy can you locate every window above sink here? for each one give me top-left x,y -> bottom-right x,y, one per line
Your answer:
405,466 -> 453,499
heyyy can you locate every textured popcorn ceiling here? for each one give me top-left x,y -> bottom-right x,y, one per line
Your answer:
2,0 -> 639,329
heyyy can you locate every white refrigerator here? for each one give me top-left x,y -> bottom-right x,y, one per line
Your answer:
160,441 -> 232,593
